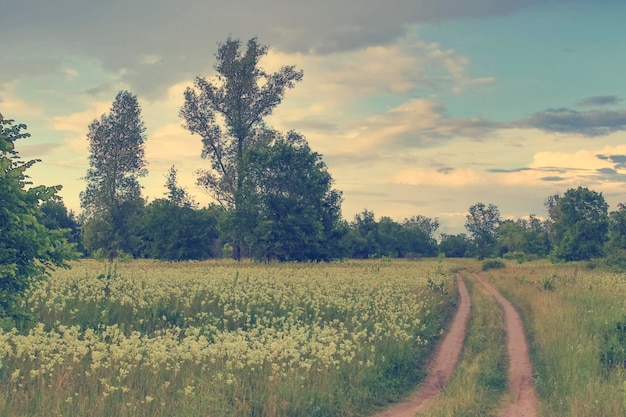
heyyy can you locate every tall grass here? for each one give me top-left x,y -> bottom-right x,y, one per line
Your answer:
481,260 -> 626,417
0,259 -> 456,417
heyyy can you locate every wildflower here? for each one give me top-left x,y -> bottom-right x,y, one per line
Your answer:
10,369 -> 20,382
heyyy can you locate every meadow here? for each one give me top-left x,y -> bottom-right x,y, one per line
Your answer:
476,259 -> 626,417
0,259 -> 455,417
412,259 -> 626,417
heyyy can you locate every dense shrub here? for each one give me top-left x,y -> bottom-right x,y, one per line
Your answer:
482,259 -> 506,271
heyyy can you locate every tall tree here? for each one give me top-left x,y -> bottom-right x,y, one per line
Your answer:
237,132 -> 342,261
606,203 -> 626,268
80,91 -> 147,261
180,37 -> 303,260
376,217 -> 408,258
550,187 -> 608,261
544,193 -> 562,248
402,215 -> 440,257
348,210 -> 381,259
0,115 -> 77,325
403,215 -> 440,240
465,202 -> 501,259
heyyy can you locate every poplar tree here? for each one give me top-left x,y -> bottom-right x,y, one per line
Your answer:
80,91 -> 147,261
180,37 -> 303,260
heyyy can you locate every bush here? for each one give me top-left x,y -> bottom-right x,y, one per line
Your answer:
541,274 -> 557,291
482,259 -> 506,271
503,251 -> 526,263
600,317 -> 626,369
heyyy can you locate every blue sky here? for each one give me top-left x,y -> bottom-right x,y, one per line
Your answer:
2,0 -> 626,234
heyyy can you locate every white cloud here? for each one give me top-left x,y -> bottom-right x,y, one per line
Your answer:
0,81 -> 43,118
144,123 -> 202,172
268,34 -> 490,109
390,133 -> 626,195
529,146 -> 626,171
61,67 -> 79,80
48,101 -> 111,133
138,54 -> 163,65
394,167 -> 486,186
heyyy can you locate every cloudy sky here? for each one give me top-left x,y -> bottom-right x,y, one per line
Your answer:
2,0 -> 626,234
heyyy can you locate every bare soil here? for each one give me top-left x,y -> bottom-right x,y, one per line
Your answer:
374,273 -> 471,417
474,273 -> 539,417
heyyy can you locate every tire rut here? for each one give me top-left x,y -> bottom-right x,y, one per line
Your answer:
375,273 -> 471,417
474,273 -> 539,417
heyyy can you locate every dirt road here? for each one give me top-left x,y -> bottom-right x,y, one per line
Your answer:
375,273 -> 471,417
474,273 -> 539,417
374,272 -> 539,417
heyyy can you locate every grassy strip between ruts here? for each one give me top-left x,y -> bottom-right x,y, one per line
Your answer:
416,271 -> 508,417
480,260 -> 626,417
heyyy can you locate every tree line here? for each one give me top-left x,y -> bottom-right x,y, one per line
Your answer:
29,183 -> 626,267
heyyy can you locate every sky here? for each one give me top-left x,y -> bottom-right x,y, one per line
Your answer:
2,0 -> 626,235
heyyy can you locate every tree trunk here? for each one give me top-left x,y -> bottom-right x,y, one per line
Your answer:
233,239 -> 241,261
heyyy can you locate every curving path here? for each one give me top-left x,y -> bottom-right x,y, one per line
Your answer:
375,273 -> 471,417
474,273 -> 539,417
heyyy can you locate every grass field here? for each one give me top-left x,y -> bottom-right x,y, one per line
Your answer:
0,259 -> 455,417
478,259 -> 626,417
3,258 -> 623,416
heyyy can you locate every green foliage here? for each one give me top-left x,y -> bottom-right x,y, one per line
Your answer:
81,198 -> 144,259
439,233 -> 474,258
497,215 -> 551,258
541,274 -> 557,291
80,91 -> 147,261
345,210 -> 380,258
481,259 -> 505,271
465,202 -> 501,260
164,165 -> 196,208
550,187 -> 609,262
138,200 -> 221,260
605,204 -> 626,269
343,210 -> 439,259
600,317 -> 626,370
181,37 -> 303,207
502,250 -> 527,263
238,133 -> 343,261
39,198 -> 82,252
0,115 -> 77,324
